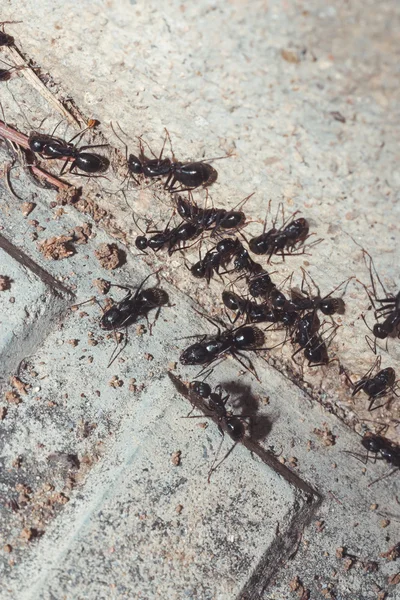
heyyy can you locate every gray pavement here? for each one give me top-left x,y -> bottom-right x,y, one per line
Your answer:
0,1 -> 400,599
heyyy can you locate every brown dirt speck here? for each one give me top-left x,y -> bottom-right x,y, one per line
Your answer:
20,527 -> 35,542
94,243 -> 123,270
93,278 -> 111,294
5,390 -> 22,405
10,376 -> 29,395
0,276 -> 12,291
313,424 -> 336,446
56,186 -> 80,205
380,519 -> 390,528
171,451 -> 181,466
0,406 -> 7,420
71,223 -> 92,244
21,201 -> 36,216
281,49 -> 300,63
38,235 -> 75,260
109,376 -> 123,388
381,543 -> 400,561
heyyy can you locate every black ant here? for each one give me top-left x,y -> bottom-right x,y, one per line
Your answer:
247,271 -> 296,313
111,124 -> 222,192
73,272 -> 168,367
175,192 -> 253,237
290,268 -> 349,316
359,250 -> 400,352
179,312 -> 279,381
222,290 -> 280,325
247,202 -> 320,262
228,241 -> 263,276
168,373 -> 249,482
346,431 -> 400,487
341,356 -> 398,412
135,217 -> 204,256
190,238 -> 241,283
28,127 -> 109,177
291,311 -> 339,368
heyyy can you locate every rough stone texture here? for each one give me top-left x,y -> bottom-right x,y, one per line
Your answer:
0,1 -> 399,599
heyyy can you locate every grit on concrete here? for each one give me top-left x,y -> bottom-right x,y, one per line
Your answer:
0,1 -> 399,599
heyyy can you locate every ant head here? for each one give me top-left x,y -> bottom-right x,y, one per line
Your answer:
135,236 -> 148,251
282,310 -> 298,327
191,260 -> 207,279
373,323 -> 388,339
180,343 -> 210,365
176,195 -> 192,219
190,380 -> 211,399
304,339 -> 328,364
381,367 -> 396,387
128,154 -> 143,175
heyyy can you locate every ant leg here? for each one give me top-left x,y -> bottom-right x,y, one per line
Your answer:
208,441 -> 239,483
163,127 -> 175,161
107,327 -> 128,368
207,433 -> 226,482
230,350 -> 260,382
193,308 -> 225,335
362,249 -> 390,300
368,467 -> 399,487
364,332 -> 381,355
70,296 -> 102,312
342,450 -> 370,465
77,143 -> 109,152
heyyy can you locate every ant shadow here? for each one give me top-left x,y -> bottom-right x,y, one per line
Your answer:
222,380 -> 274,443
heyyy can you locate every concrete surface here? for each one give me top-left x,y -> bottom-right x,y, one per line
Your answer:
0,1 -> 400,599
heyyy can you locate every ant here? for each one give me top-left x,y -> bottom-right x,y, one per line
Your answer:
341,356 -> 398,412
28,127 -> 109,177
111,124 -> 221,192
179,312 -> 278,381
247,271 -> 297,315
222,290 -> 280,325
291,311 -> 339,368
175,192 -> 253,237
73,271 -> 168,367
359,250 -> 400,352
247,202 -> 320,262
168,373 -> 250,482
346,431 -> 400,487
190,238 -> 241,283
290,268 -> 348,316
135,218 -> 204,256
